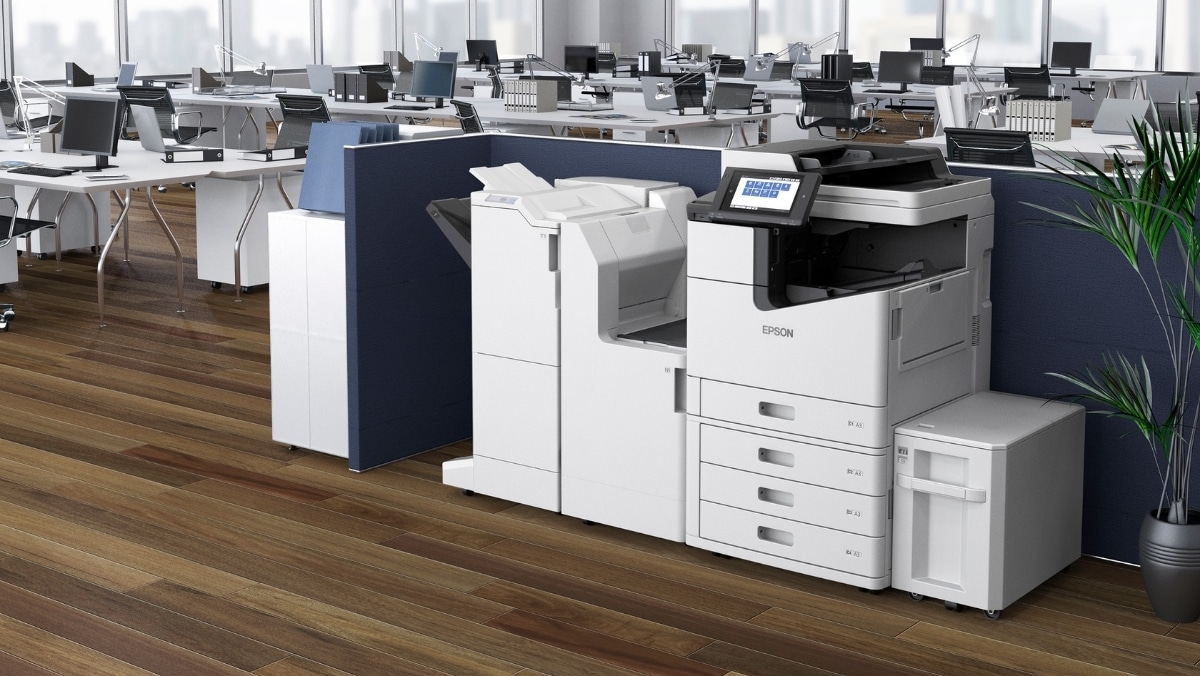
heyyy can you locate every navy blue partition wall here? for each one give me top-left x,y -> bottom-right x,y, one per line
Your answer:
342,135 -> 721,471
954,165 -> 1190,565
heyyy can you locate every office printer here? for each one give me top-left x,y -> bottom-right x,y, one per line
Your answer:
684,140 -> 994,590
443,165 -> 695,543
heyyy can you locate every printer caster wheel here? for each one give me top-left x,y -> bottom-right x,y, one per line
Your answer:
582,520 -> 596,526
712,552 -> 733,559
944,601 -> 960,612
858,587 -> 882,595
984,609 -> 1002,620
462,489 -> 474,496
211,281 -> 223,289
909,592 -> 924,602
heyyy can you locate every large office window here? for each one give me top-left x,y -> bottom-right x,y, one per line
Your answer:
323,0 -> 396,65
229,0 -> 314,71
674,0 -> 752,58
1161,0 -> 1199,72
846,0 -> 937,58
756,0 -> 839,58
945,0 -> 1042,67
477,0 -> 536,58
403,0 -> 467,62
11,0 -> 117,81
1049,0 -> 1157,71
128,0 -> 221,76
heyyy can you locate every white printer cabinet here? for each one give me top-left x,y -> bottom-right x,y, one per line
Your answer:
892,391 -> 1085,616
268,209 -> 348,457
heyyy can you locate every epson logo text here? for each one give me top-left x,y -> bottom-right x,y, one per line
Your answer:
762,325 -> 794,338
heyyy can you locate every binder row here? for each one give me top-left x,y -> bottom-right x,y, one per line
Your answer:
504,79 -> 557,112
1008,98 -> 1073,142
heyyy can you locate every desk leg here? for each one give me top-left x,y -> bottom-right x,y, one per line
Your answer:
97,188 -> 133,326
234,174 -> 266,302
237,106 -> 263,148
51,193 -> 77,272
276,171 -> 295,210
145,189 -> 185,314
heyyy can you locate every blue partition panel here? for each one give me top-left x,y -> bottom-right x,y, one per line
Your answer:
955,166 -> 1191,564
344,135 -> 491,470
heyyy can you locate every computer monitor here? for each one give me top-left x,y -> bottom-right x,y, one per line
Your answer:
117,62 -> 138,86
909,38 -> 944,51
876,50 -> 924,93
465,39 -> 500,70
60,96 -> 121,171
409,60 -> 456,107
564,45 -> 600,79
1051,41 -> 1092,76
437,51 -> 458,64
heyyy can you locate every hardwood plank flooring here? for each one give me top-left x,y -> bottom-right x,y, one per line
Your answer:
0,183 -> 1195,675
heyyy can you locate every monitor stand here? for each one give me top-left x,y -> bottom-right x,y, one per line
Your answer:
63,155 -> 115,172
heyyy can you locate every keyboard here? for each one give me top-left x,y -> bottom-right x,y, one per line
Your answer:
7,166 -> 76,178
385,104 -> 433,111
864,88 -> 910,94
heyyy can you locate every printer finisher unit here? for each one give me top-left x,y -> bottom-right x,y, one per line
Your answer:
685,140 -> 994,590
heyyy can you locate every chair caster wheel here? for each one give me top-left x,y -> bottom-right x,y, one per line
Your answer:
462,489 -> 474,496
909,592 -> 924,602
984,609 -> 1002,620
36,253 -> 47,260
241,286 -> 253,294
211,281 -> 223,289
156,186 -> 167,193
944,601 -> 960,612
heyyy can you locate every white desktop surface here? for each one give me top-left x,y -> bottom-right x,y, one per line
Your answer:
907,126 -> 1136,167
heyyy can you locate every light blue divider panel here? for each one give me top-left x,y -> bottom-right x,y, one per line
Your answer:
953,166 -> 1190,565
342,135 -> 721,471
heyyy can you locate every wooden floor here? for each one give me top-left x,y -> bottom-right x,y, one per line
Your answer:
0,174 -> 1198,676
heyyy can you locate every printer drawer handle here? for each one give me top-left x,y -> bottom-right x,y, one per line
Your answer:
896,474 -> 986,503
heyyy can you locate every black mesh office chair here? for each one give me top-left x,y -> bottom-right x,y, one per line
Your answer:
887,66 -> 957,137
797,79 -> 873,140
945,128 -> 1035,166
118,86 -> 215,144
0,195 -> 56,330
708,55 -> 746,78
450,99 -> 485,134
1004,67 -> 1053,98
850,62 -> 874,81
0,79 -> 60,133
275,94 -> 331,148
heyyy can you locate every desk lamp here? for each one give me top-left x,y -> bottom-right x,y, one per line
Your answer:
214,45 -> 269,86
942,34 -> 999,126
789,31 -> 840,84
654,39 -> 695,64
752,46 -> 791,73
654,60 -> 721,119
414,33 -> 443,60
523,54 -> 582,83
12,76 -> 66,151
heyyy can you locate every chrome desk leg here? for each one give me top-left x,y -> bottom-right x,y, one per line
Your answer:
97,188 -> 133,326
110,191 -> 130,261
234,173 -> 266,301
276,171 -> 294,209
145,188 -> 185,314
51,193 -> 76,272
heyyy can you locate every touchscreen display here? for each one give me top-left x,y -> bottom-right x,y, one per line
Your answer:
727,176 -> 803,212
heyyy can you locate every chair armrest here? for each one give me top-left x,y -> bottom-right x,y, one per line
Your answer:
795,101 -> 809,128
173,109 -> 203,131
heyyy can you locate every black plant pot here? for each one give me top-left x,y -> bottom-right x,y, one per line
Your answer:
1140,509 -> 1200,623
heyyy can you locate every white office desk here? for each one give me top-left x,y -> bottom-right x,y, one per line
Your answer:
973,68 -> 1159,99
907,126 -> 1136,167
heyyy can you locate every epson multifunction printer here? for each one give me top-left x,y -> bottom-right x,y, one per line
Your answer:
442,164 -> 696,541
685,140 -> 994,589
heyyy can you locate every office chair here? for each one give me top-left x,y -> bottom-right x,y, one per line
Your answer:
275,94 -> 331,148
450,99 -> 485,134
0,79 -> 60,133
886,66 -> 956,137
0,195 -> 56,330
945,127 -> 1035,167
708,55 -> 746,78
118,86 -> 215,145
1004,67 -> 1053,98
850,62 -> 874,82
797,78 -> 872,140
462,66 -> 503,99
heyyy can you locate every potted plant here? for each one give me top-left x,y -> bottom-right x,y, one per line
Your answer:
1028,99 -> 1200,622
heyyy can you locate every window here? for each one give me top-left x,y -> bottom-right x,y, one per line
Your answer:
477,0 -> 537,58
323,0 -> 396,66
756,0 -> 839,59
128,0 -> 221,76
1162,0 -> 1200,72
403,0 -> 467,62
846,0 -> 936,58
674,0 -> 752,58
11,0 -> 117,81
229,0 -> 313,72
945,0 -> 1042,67
1049,0 -> 1157,71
